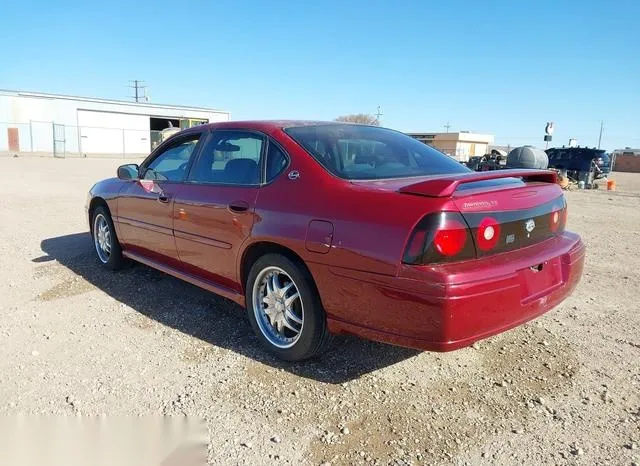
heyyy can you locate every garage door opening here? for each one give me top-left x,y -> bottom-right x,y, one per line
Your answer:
150,117 -> 180,131
150,117 -> 180,150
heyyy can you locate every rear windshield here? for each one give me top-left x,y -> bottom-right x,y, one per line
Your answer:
284,124 -> 470,180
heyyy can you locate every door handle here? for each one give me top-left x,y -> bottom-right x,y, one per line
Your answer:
158,193 -> 170,203
228,200 -> 250,213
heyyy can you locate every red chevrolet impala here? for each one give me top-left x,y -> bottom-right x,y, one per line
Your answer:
86,121 -> 585,360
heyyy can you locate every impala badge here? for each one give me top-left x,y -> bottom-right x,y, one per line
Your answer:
525,219 -> 536,235
288,170 -> 300,180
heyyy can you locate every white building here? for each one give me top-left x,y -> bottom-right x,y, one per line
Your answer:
0,89 -> 230,156
406,131 -> 495,162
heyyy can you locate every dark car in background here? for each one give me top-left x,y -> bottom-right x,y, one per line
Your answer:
546,147 -> 611,182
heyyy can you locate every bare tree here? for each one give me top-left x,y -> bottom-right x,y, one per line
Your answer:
334,114 -> 380,126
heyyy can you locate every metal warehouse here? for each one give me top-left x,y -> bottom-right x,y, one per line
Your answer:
0,89 -> 230,157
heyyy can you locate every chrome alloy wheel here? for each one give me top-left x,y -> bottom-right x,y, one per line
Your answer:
93,213 -> 111,264
252,266 -> 304,349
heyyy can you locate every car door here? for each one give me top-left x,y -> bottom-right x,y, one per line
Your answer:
116,131 -> 203,268
172,129 -> 269,291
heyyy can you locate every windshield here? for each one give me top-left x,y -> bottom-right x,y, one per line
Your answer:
284,124 -> 470,180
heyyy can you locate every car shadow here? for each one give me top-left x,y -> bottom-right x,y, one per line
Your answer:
39,233 -> 419,384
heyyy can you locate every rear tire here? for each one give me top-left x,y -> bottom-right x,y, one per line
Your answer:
246,253 -> 331,361
91,205 -> 125,270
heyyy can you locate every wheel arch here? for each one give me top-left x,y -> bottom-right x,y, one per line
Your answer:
88,197 -> 110,232
240,241 -> 315,294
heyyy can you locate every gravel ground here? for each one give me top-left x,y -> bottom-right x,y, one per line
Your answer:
0,156 -> 638,466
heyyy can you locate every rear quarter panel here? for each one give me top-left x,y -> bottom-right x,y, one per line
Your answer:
249,182 -> 448,326
247,129 -> 452,277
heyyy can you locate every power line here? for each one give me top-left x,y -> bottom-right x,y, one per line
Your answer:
127,80 -> 148,103
444,122 -> 451,132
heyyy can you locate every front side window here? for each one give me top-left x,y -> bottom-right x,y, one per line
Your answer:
143,134 -> 200,181
284,124 -> 469,180
190,131 -> 265,185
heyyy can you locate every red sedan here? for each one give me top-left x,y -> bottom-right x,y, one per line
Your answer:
86,121 -> 585,361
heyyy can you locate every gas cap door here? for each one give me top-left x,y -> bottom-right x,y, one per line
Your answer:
305,220 -> 334,254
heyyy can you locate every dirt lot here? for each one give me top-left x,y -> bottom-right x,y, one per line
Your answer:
0,156 -> 638,465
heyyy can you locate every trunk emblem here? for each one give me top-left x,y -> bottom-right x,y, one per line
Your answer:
525,219 -> 536,234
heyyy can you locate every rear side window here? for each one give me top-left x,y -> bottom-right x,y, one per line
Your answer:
285,124 -> 469,180
266,141 -> 288,181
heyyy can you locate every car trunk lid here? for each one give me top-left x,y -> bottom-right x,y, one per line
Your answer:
389,170 -> 567,261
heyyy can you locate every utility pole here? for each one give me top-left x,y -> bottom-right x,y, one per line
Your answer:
375,106 -> 383,124
128,80 -> 147,103
598,120 -> 604,149
444,122 -> 451,133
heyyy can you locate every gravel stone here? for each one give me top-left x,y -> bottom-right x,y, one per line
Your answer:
1,157 -> 639,466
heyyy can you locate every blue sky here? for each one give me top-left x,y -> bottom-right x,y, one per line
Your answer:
1,0 -> 639,149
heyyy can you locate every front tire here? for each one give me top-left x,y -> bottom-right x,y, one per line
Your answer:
246,254 -> 331,361
92,205 -> 125,270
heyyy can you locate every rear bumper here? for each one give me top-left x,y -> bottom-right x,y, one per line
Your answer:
314,232 -> 585,351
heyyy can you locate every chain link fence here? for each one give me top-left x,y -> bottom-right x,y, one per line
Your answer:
0,121 -> 167,158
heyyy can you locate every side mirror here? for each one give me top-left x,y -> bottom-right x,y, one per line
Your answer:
117,164 -> 139,180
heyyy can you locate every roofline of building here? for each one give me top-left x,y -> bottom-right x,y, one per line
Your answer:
0,89 -> 229,115
406,131 -> 493,137
407,131 -> 494,143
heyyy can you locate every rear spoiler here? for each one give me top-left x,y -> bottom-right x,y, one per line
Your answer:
399,169 -> 557,198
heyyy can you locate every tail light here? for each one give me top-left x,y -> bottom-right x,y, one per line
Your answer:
550,209 -> 561,232
404,197 -> 568,265
434,220 -> 467,256
550,204 -> 568,233
406,229 -> 426,258
476,217 -> 500,251
403,212 -> 475,265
